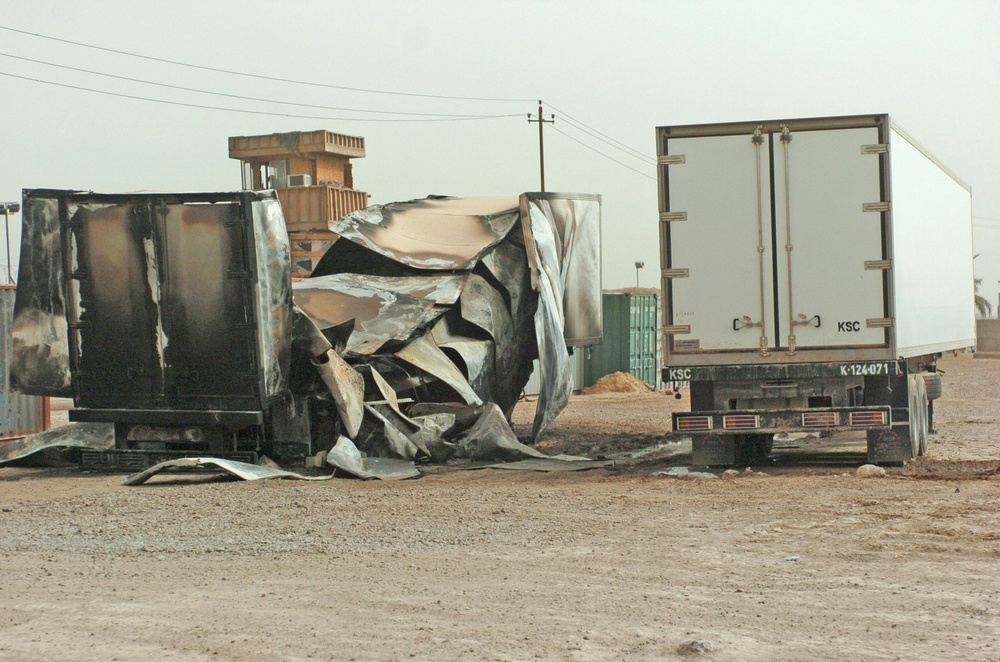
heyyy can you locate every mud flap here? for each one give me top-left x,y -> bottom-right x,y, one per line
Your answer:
867,427 -> 911,464
692,434 -> 735,466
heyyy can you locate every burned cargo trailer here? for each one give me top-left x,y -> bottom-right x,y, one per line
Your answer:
10,190 -> 602,469
10,190 -> 298,468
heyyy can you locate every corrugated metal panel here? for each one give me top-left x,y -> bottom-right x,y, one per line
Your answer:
1,286 -> 49,441
522,350 -> 585,397
583,292 -> 659,388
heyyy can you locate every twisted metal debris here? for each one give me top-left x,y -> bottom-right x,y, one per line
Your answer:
7,190 -> 602,473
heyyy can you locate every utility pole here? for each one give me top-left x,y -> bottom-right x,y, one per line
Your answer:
527,100 -> 554,192
2,202 -> 20,284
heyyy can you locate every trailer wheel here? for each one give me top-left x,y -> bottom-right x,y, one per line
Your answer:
919,373 -> 943,401
907,375 -> 929,458
916,378 -> 929,456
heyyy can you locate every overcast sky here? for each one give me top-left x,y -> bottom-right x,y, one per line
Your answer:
1,0 -> 998,311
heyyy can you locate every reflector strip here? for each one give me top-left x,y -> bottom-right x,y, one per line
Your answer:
675,416 -> 713,431
723,414 -> 760,430
802,411 -> 839,427
850,411 -> 887,426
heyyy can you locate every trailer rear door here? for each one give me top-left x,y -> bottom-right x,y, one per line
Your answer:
659,117 -> 890,358
771,126 -> 887,349
662,133 -> 776,352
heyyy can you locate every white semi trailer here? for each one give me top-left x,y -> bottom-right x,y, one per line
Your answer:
657,114 -> 975,465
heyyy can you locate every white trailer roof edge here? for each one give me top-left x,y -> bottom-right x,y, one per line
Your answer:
887,119 -> 971,192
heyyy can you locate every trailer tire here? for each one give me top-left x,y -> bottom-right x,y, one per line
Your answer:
917,380 -> 929,456
908,376 -> 929,458
919,373 -> 943,401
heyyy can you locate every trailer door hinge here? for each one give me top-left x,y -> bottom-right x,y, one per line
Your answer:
658,155 -> 686,165
661,268 -> 689,279
864,259 -> 892,270
861,144 -> 889,155
866,317 -> 894,329
862,202 -> 891,213
660,211 -> 687,222
663,325 -> 691,335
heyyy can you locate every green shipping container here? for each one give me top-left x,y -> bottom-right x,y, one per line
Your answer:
583,291 -> 659,388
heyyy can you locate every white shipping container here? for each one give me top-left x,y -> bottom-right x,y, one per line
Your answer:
657,114 -> 975,366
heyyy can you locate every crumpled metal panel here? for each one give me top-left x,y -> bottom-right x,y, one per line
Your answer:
293,274 -> 462,355
369,365 -> 421,428
363,404 -> 422,460
477,239 -> 539,416
312,349 -> 364,438
428,316 -> 494,400
123,457 -> 334,485
325,435 -> 421,480
9,192 -> 74,396
455,403 -> 548,462
250,196 -> 293,399
520,194 -> 603,346
0,423 -> 113,464
438,339 -> 492,398
481,237 -> 532,315
459,274 -> 515,347
523,196 -> 573,441
408,413 -> 457,463
330,196 -> 520,269
394,335 -> 482,406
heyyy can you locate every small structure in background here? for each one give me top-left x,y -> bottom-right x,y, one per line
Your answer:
1,285 -> 50,445
974,319 -> 1000,357
229,130 -> 370,277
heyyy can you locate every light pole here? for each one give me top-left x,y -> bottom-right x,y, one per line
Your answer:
634,261 -> 645,288
2,202 -> 20,285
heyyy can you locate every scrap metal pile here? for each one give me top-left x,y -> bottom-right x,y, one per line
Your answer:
289,193 -> 601,465
6,189 -> 601,474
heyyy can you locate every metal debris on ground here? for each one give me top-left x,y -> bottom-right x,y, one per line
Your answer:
0,423 -> 114,464
123,457 -> 337,485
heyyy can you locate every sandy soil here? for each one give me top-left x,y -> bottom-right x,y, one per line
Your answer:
1,356 -> 998,661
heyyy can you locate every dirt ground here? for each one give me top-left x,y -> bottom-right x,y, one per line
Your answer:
1,355 -> 998,661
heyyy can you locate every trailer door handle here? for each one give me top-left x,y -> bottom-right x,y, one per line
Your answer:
733,316 -> 762,331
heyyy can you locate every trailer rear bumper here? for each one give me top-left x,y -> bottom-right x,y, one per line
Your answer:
673,405 -> 892,434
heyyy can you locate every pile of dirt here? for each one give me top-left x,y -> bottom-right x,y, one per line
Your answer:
583,371 -> 654,394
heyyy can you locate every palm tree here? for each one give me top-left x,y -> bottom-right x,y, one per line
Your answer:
975,277 -> 992,318
974,254 -> 993,319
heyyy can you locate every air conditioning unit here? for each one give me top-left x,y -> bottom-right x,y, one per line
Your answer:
287,174 -> 312,188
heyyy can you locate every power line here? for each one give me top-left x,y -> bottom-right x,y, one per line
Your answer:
0,70 -> 523,123
0,24 -> 536,103
549,124 -> 656,181
546,102 -> 653,164
0,52 -> 509,118
556,112 -> 656,166
0,26 -> 668,184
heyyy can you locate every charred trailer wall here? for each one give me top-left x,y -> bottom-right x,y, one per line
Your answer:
10,190 -> 295,463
